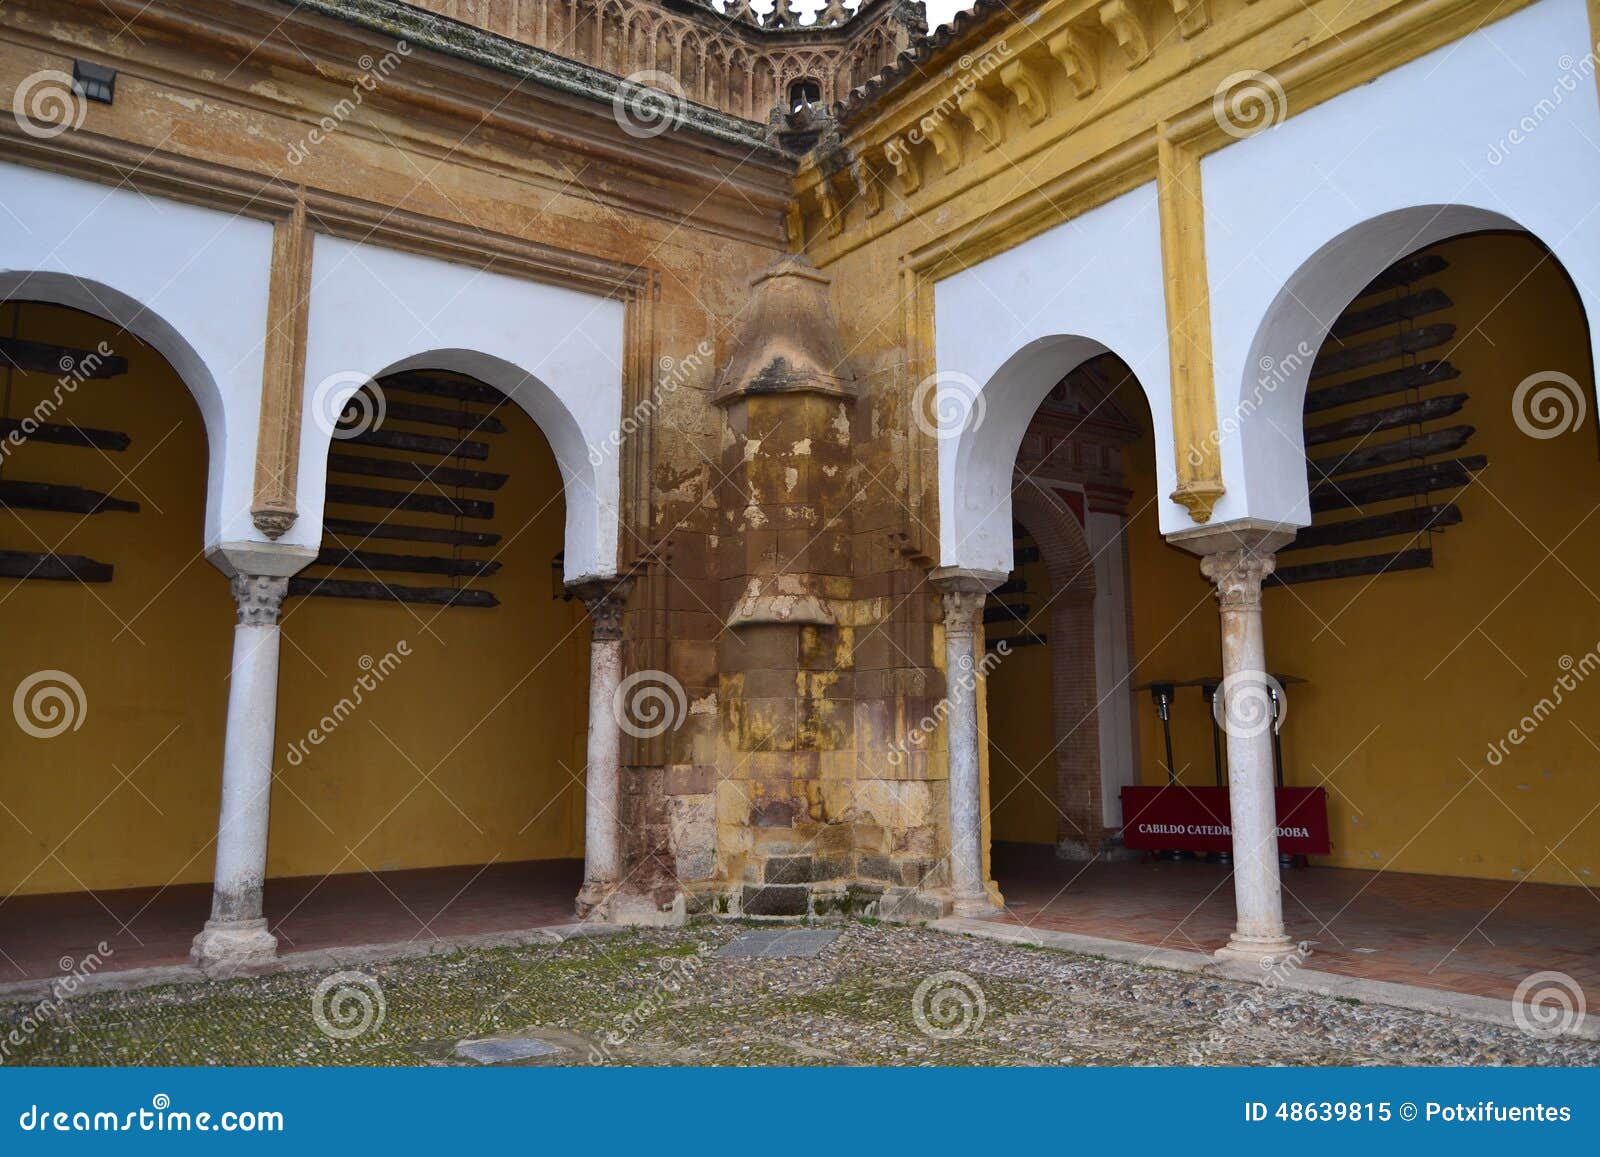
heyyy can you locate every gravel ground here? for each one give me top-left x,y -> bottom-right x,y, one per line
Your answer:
2,920 -> 1594,1067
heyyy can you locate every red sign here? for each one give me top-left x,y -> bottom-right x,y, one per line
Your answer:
1119,785 -> 1331,855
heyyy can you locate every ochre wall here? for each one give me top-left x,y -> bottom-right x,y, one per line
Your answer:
986,546 -> 1060,846
273,396 -> 589,878
0,305 -> 589,897
0,303 -> 231,897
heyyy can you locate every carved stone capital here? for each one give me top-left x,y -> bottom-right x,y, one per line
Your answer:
931,567 -> 1005,642
1200,549 -> 1275,611
231,574 -> 289,627
572,577 -> 634,642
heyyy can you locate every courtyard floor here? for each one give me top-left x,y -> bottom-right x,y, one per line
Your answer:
2,921 -> 1594,1067
991,846 -> 1600,1002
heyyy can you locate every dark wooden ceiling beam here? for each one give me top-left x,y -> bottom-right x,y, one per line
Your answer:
1330,288 -> 1452,342
314,547 -> 501,577
327,452 -> 507,490
324,483 -> 493,520
0,336 -> 129,378
0,479 -> 138,514
0,418 -> 131,450
1280,504 -> 1463,552
0,549 -> 113,582
1269,547 -> 1434,586
1310,455 -> 1486,513
289,576 -> 498,608
1308,425 -> 1475,479
1304,360 -> 1460,415
1304,393 -> 1468,447
322,517 -> 501,548
1311,323 -> 1456,380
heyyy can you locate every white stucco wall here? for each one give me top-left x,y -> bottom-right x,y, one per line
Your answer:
933,181 -> 1177,573
299,235 -> 627,581
1203,0 -> 1600,526
0,161 -> 275,550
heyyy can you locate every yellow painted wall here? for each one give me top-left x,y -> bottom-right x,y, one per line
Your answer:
986,544 -> 1058,845
273,396 -> 590,878
0,303 -> 232,897
0,304 -> 589,897
1127,233 -> 1600,886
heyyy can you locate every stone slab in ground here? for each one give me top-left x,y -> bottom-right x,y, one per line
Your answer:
455,1035 -> 564,1063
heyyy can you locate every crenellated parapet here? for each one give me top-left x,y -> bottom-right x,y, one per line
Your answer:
404,0 -> 925,123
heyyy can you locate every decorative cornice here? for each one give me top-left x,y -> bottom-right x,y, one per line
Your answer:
13,0 -> 794,249
1098,0 -> 1151,68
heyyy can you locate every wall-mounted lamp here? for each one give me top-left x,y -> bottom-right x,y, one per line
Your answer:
72,60 -> 116,105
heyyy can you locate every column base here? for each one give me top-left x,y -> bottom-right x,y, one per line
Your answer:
190,918 -> 277,971
1214,932 -> 1298,966
951,893 -> 1004,919
575,881 -> 615,920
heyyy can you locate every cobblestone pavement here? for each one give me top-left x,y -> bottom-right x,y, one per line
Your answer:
3,921 -> 1594,1067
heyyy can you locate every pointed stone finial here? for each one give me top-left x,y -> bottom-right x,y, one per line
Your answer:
766,0 -> 798,28
818,0 -> 852,25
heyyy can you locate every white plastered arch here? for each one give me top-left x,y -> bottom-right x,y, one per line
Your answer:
1202,0 -> 1600,527
934,181 -> 1177,574
298,234 -> 626,582
0,161 -> 275,550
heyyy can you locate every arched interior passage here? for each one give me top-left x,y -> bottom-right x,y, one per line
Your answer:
977,352 -> 1148,899
0,300 -> 231,978
269,366 -> 592,944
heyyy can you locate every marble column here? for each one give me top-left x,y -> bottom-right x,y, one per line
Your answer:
573,577 -> 631,917
930,567 -> 1005,917
1200,545 -> 1295,963
191,573 -> 289,969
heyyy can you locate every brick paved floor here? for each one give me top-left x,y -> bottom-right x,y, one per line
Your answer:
0,859 -> 582,982
990,842 -> 1600,1001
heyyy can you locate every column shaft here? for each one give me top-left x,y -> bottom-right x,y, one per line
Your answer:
191,574 -> 287,969
932,569 -> 1004,917
574,578 -> 630,917
1202,548 -> 1294,961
